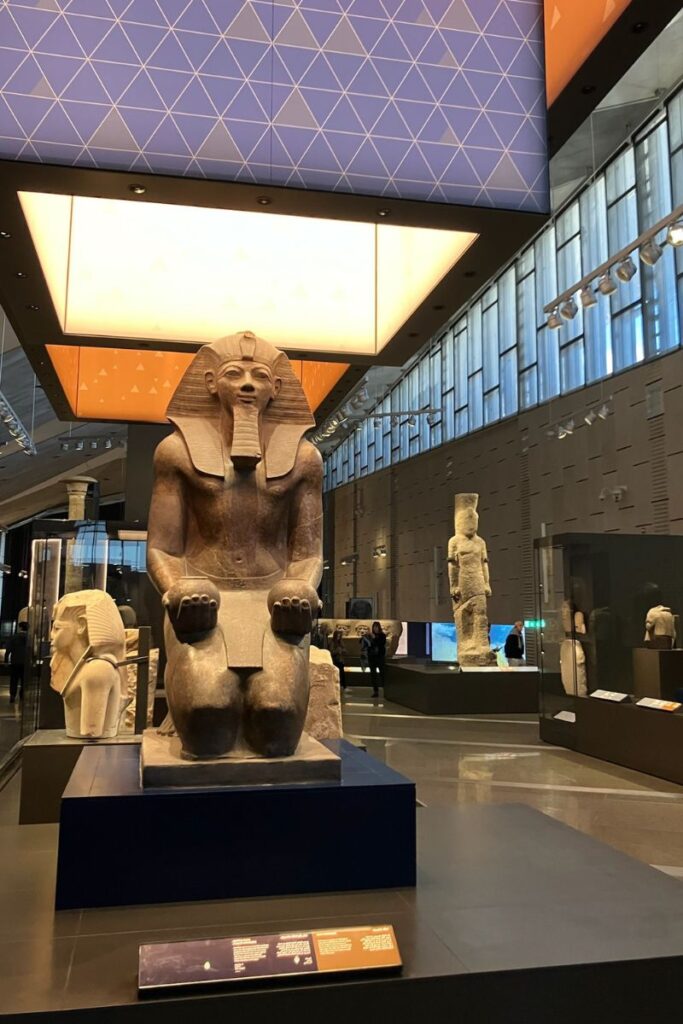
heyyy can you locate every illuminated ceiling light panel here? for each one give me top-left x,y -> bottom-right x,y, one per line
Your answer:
20,193 -> 477,358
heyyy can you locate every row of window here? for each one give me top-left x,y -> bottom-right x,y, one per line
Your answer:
324,87 -> 683,492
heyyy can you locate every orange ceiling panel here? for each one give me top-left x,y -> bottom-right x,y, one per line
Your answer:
545,0 -> 634,105
47,344 -> 347,422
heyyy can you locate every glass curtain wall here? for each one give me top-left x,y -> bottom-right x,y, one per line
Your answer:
325,88 -> 683,492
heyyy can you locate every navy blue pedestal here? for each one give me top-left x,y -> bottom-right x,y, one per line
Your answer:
55,740 -> 416,910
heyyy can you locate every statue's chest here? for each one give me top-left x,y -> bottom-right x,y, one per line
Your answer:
190,471 -> 291,521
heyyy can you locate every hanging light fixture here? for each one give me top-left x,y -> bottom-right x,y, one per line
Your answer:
547,309 -> 562,329
560,297 -> 578,320
640,238 -> 663,266
667,219 -> 683,247
584,410 -> 597,426
616,256 -> 637,282
597,271 -> 617,296
580,285 -> 597,308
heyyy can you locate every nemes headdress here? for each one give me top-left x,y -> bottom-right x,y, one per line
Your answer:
54,590 -> 125,657
166,331 -> 315,479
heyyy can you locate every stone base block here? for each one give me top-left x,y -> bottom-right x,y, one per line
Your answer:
140,729 -> 341,788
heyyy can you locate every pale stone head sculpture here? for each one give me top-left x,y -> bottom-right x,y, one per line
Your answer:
50,589 -> 126,739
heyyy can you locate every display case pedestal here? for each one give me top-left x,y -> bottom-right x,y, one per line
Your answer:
55,739 -> 416,910
632,648 -> 683,702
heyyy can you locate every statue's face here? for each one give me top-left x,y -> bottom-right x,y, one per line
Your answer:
206,360 -> 281,414
457,509 -> 478,537
50,608 -> 85,655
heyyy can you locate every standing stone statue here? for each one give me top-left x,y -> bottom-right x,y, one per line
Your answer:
147,331 -> 323,761
50,589 -> 126,738
448,493 -> 495,667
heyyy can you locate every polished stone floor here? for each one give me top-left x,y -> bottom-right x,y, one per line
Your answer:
341,685 -> 683,873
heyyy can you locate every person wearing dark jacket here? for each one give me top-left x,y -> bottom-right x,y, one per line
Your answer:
6,621 -> 28,703
368,621 -> 387,699
504,621 -> 525,666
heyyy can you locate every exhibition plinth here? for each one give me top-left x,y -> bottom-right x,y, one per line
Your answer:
4,805 -> 683,1020
384,660 -> 539,714
55,740 -> 416,910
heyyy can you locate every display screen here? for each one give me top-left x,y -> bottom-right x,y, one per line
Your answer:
430,622 -> 517,663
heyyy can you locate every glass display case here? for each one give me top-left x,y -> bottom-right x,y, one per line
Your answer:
19,519 -> 160,745
535,533 -> 683,782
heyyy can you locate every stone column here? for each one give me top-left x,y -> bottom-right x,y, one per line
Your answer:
64,477 -> 94,594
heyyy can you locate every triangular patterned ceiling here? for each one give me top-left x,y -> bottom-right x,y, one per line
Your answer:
0,0 -> 548,213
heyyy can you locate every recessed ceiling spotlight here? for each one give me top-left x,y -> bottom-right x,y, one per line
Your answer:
580,285 -> 597,308
128,184 -> 146,195
0,231 -> 11,239
256,195 -> 272,206
15,271 -> 27,279
597,271 -> 617,296
560,297 -> 578,320
667,219 -> 683,247
640,238 -> 663,266
26,303 -> 39,310
616,256 -> 637,282
377,208 -> 391,218
547,309 -> 562,329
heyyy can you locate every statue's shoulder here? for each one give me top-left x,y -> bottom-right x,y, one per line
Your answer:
296,438 -> 323,475
154,430 -> 191,472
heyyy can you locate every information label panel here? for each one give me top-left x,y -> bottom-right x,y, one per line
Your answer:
139,924 -> 401,994
636,697 -> 682,713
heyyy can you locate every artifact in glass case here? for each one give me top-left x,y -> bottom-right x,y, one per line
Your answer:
50,589 -> 126,738
447,493 -> 496,666
560,639 -> 588,696
644,605 -> 676,650
147,331 -> 324,761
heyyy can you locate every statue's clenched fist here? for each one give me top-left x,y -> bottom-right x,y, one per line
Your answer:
267,579 -> 321,637
163,577 -> 220,636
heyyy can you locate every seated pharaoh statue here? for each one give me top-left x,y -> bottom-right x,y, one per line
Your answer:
147,331 -> 323,761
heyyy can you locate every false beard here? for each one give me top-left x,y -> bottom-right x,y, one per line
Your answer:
230,403 -> 262,470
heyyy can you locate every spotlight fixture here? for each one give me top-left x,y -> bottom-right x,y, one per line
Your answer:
616,256 -> 637,282
15,271 -> 27,279
580,285 -> 597,308
0,230 -> 10,239
407,415 -> 417,427
597,403 -> 610,420
547,309 -> 562,329
597,272 -> 617,296
640,238 -> 663,266
564,418 -> 575,435
667,219 -> 683,247
0,389 -> 37,455
584,410 -> 597,426
256,196 -> 272,206
128,184 -> 146,195
26,303 -> 39,311
75,440 -> 84,451
377,208 -> 391,218
560,297 -> 578,321
426,412 -> 438,427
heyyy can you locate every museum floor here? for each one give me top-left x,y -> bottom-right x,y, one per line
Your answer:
1,685 -> 683,1018
340,688 -> 683,872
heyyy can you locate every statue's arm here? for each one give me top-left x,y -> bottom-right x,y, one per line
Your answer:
147,437 -> 187,596
286,442 -> 324,591
481,540 -> 492,596
447,537 -> 460,597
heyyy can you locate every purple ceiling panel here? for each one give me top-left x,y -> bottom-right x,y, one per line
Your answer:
0,0 -> 548,213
